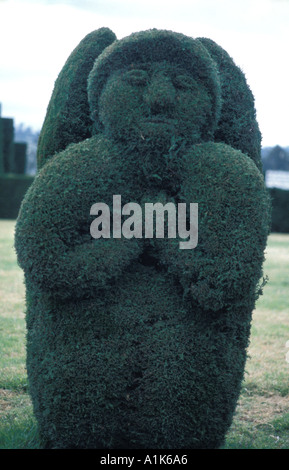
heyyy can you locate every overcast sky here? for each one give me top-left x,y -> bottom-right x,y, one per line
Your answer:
0,0 -> 288,147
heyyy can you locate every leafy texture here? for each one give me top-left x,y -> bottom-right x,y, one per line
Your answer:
36,28 -> 116,169
15,29 -> 271,449
198,37 -> 262,170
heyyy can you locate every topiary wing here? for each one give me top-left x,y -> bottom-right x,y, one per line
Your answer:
198,37 -> 262,170
37,27 -> 116,170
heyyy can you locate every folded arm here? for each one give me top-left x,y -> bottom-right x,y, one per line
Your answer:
15,142 -> 142,301
157,142 -> 271,311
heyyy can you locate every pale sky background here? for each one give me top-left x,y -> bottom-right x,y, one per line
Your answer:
0,0 -> 288,147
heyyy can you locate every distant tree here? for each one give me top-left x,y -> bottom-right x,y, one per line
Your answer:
262,145 -> 289,172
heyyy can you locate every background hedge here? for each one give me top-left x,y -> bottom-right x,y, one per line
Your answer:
269,187 -> 289,233
0,115 -> 30,219
0,118 -> 4,174
0,174 -> 34,219
13,142 -> 27,174
2,118 -> 14,173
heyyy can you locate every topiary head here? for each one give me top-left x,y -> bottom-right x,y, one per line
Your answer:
88,29 -> 222,151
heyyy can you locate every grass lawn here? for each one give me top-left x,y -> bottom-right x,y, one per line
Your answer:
0,219 -> 288,449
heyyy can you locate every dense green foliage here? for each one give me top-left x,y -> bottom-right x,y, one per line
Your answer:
15,29 -> 271,449
37,28 -> 116,169
0,175 -> 33,219
198,38 -> 262,170
88,29 -> 221,144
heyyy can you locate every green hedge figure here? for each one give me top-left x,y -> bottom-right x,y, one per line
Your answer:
15,28 -> 271,449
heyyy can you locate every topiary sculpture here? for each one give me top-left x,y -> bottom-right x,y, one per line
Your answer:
15,28 -> 271,449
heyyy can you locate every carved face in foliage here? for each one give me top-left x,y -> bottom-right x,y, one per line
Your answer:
88,30 -> 222,155
98,61 -> 213,149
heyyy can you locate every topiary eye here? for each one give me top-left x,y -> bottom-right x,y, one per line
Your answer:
173,74 -> 197,90
122,69 -> 149,86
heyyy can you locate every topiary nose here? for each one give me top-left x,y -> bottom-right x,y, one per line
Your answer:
144,74 -> 176,114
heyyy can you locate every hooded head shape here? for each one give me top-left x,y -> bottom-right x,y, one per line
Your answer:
88,29 -> 222,143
